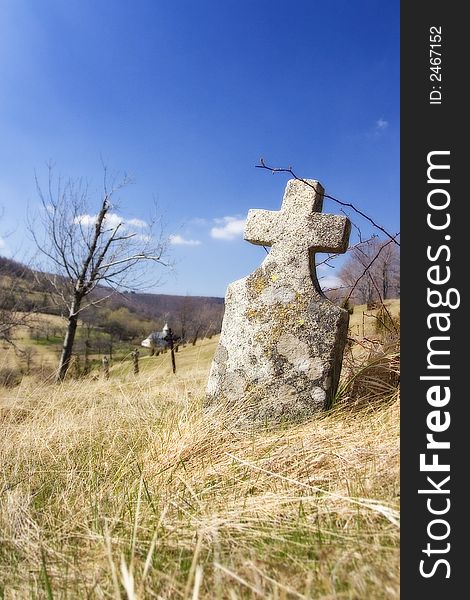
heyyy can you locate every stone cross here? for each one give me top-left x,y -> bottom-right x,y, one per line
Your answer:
206,179 -> 351,424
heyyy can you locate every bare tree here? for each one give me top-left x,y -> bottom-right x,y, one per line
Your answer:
173,295 -> 224,345
30,166 -> 168,381
339,238 -> 399,306
176,294 -> 192,342
188,299 -> 209,346
0,256 -> 37,349
196,302 -> 224,342
0,303 -> 27,348
374,240 -> 400,300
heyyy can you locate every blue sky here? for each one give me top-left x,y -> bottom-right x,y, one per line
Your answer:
0,0 -> 399,297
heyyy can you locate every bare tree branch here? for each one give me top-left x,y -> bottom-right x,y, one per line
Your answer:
256,158 -> 400,247
343,236 -> 400,305
29,166 -> 169,381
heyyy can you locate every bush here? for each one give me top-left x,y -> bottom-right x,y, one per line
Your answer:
0,367 -> 22,388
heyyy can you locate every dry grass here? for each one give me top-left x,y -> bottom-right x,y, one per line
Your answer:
0,336 -> 399,599
347,300 -> 400,345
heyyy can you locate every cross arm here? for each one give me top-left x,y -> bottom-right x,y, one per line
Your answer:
244,209 -> 281,247
309,214 -> 351,253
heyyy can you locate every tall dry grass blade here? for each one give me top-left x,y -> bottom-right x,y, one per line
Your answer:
226,452 -> 400,526
250,565 -> 307,599
214,563 -> 263,597
120,555 -> 136,600
130,474 -> 144,566
183,534 -> 203,600
140,505 -> 169,588
40,547 -> 54,600
191,566 -> 203,600
103,524 -> 122,600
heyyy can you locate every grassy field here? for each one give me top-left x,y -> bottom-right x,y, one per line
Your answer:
0,312 -> 149,382
0,304 -> 400,599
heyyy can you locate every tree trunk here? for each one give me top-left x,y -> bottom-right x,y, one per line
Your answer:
56,297 -> 81,382
382,269 -> 389,300
192,327 -> 200,346
84,339 -> 91,375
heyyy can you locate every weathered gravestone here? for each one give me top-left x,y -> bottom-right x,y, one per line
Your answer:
206,179 -> 351,423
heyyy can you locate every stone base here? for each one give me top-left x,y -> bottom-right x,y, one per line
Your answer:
206,266 -> 349,425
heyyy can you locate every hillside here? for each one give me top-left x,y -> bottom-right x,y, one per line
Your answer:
0,303 -> 400,598
0,255 -> 224,320
0,257 -> 224,370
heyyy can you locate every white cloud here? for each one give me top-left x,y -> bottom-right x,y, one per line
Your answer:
74,213 -> 96,226
318,274 -> 342,290
210,216 -> 246,240
102,213 -> 124,229
169,234 -> 202,246
316,263 -> 342,290
74,212 -> 148,230
127,217 -> 147,228
0,237 -> 11,256
375,118 -> 389,131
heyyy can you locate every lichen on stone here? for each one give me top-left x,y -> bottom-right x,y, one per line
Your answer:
246,271 -> 268,296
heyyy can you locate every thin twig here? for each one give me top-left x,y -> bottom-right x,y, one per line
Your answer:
344,236 -> 399,304
256,159 -> 400,246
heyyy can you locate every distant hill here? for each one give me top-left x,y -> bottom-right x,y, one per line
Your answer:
0,256 -> 36,280
0,255 -> 224,340
115,291 -> 224,323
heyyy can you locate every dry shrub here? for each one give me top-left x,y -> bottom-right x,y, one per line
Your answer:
339,345 -> 400,408
374,306 -> 400,343
0,367 -> 22,388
